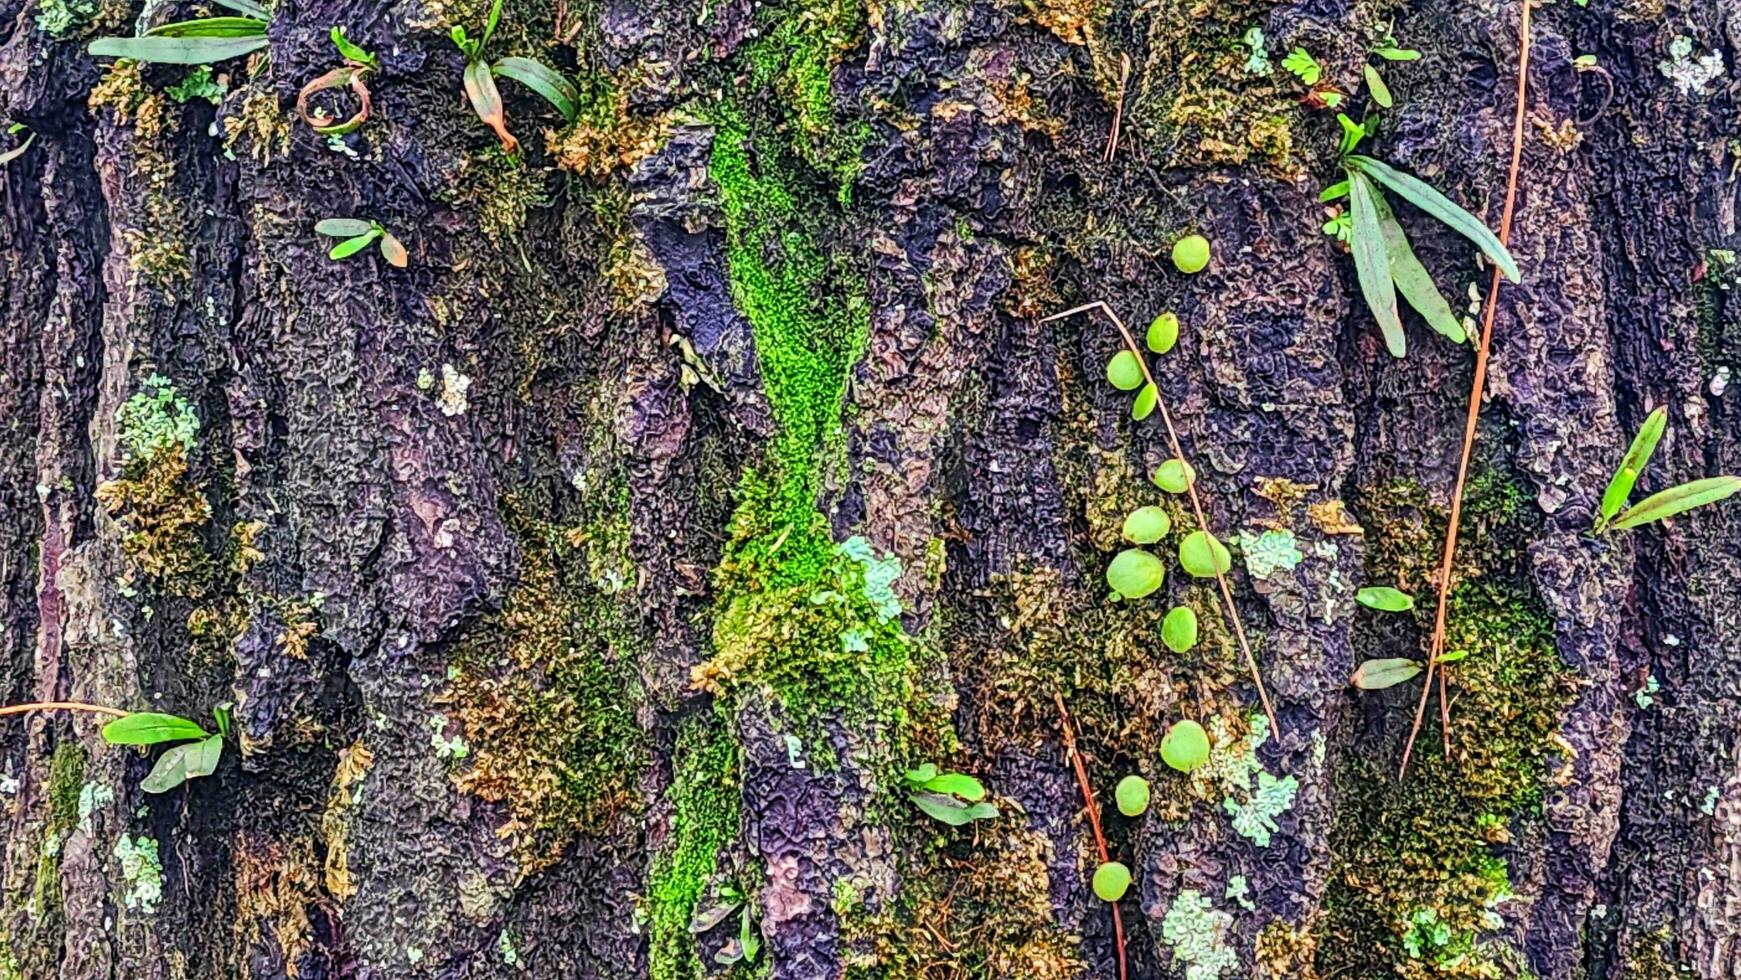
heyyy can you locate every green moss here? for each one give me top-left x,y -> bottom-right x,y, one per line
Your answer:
648,709 -> 741,980
34,0 -> 102,38
1316,465 -> 1578,978
743,0 -> 869,197
46,742 -> 86,832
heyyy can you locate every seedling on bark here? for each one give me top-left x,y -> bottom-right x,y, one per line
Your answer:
315,218 -> 409,267
1363,28 -> 1421,110
0,124 -> 32,167
1356,586 -> 1414,612
1322,115 -> 1520,357
297,28 -> 379,136
902,763 -> 999,826
450,0 -> 581,155
1595,406 -> 1741,531
0,700 -> 229,793
89,0 -> 269,64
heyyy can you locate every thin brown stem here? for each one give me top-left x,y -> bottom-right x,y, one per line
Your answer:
1055,693 -> 1127,980
1043,301 -> 1281,737
1399,0 -> 1532,778
0,701 -> 131,720
1103,53 -> 1131,163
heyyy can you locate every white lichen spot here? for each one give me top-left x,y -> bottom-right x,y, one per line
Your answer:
416,366 -> 435,390
406,947 -> 424,965
78,781 -> 114,836
499,929 -> 523,969
1160,889 -> 1238,980
437,363 -> 471,417
1702,785 -> 1721,816
1224,875 -> 1255,911
1634,674 -> 1660,710
0,772 -> 17,795
1235,529 -> 1303,580
113,833 -> 163,914
1659,35 -> 1724,97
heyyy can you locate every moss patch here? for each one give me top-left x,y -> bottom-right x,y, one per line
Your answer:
647,709 -> 742,980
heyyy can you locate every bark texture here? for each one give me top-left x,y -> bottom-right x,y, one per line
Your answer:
2,0 -> 1739,977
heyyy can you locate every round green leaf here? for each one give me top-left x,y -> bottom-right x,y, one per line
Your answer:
1178,530 -> 1231,578
1147,312 -> 1179,354
1153,458 -> 1196,494
1106,548 -> 1165,600
1122,506 -> 1171,544
1132,382 -> 1158,421
1106,350 -> 1144,391
1162,606 -> 1198,653
1115,775 -> 1150,817
1172,234 -> 1211,274
1161,719 -> 1210,772
1092,861 -> 1132,902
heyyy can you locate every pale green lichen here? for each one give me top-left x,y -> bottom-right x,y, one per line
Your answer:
34,0 -> 100,37
112,833 -> 163,914
837,535 -> 902,622
498,929 -> 522,968
1160,889 -> 1238,980
1235,529 -> 1302,580
1223,770 -> 1299,847
116,374 -> 199,462
428,714 -> 470,761
1196,715 -> 1299,847
1224,875 -> 1254,911
77,781 -> 112,836
1660,35 -> 1724,97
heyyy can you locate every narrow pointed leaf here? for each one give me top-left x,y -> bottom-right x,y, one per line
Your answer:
492,57 -> 580,122
1363,64 -> 1393,107
463,59 -> 519,154
0,131 -> 35,167
1356,586 -> 1415,612
102,712 -> 209,745
1611,476 -> 1741,530
1349,155 -> 1520,283
146,16 -> 268,38
1351,658 -> 1423,691
314,218 -> 374,238
1372,188 -> 1465,343
1349,173 -> 1404,357
1599,407 -> 1667,523
1319,179 -> 1350,202
329,230 -> 381,259
88,34 -> 268,64
920,772 -> 986,801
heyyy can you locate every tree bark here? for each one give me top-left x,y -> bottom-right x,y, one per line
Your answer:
2,0 -> 1739,977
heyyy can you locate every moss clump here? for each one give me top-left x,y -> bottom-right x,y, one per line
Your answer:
549,71 -> 671,179
1317,467 -> 1578,978
743,0 -> 870,197
89,64 -> 192,287
446,509 -> 648,868
98,446 -> 216,596
647,710 -> 741,980
446,145 -> 552,242
839,822 -> 1080,979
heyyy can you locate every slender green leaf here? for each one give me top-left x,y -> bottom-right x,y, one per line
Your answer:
0,131 -> 35,168
1611,476 -> 1741,530
492,57 -> 580,122
903,763 -> 938,785
330,26 -> 376,68
212,0 -> 270,17
1372,188 -> 1465,343
1599,407 -> 1667,524
1131,382 -> 1158,421
738,907 -> 761,963
1352,658 -> 1422,691
102,712 -> 209,746
140,734 -> 224,793
329,230 -> 381,259
146,16 -> 268,38
1375,46 -> 1420,61
1348,155 -> 1520,283
480,0 -> 505,49
463,59 -> 518,154
1335,114 -> 1366,156
88,34 -> 268,64
1319,179 -> 1350,202
314,218 -> 374,238
1363,64 -> 1393,108
1349,173 -> 1405,357
920,772 -> 986,802
1356,586 -> 1415,612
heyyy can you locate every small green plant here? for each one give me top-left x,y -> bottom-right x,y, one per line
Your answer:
1106,548 -> 1166,600
315,218 -> 409,267
1596,406 -> 1741,531
1178,530 -> 1231,579
297,28 -> 379,136
89,0 -> 269,64
901,764 -> 999,826
1146,312 -> 1179,354
1351,657 -> 1422,691
1115,775 -> 1150,817
1153,458 -> 1195,493
1282,47 -> 1321,85
1356,586 -> 1415,612
1323,115 -> 1520,357
1122,506 -> 1171,544
1161,719 -> 1210,772
1362,29 -> 1421,109
1172,233 -> 1211,274
1162,606 -> 1199,652
450,0 -> 581,154
0,701 -> 228,793
1093,861 -> 1132,901
0,123 -> 35,168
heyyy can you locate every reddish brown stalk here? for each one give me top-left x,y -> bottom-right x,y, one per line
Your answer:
0,701 -> 130,719
1103,54 -> 1131,163
1055,693 -> 1127,980
1043,301 -> 1281,737
1398,0 -> 1533,779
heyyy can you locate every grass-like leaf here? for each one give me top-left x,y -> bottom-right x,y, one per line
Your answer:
314,218 -> 374,238
1319,179 -> 1349,202
1363,65 -> 1393,108
329,230 -> 381,259
1348,154 -> 1521,283
1349,172 -> 1405,357
0,131 -> 35,167
1352,658 -> 1422,690
88,34 -> 268,64
1599,406 -> 1666,525
492,57 -> 580,122
101,711 -> 209,745
1372,187 -> 1465,343
146,16 -> 267,38
1611,476 -> 1741,530
463,59 -> 518,154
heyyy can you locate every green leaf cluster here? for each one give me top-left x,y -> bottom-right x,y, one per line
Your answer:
1597,406 -> 1741,531
89,0 -> 268,65
100,704 -> 230,793
902,764 -> 999,826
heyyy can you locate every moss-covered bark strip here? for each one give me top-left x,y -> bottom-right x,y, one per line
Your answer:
648,710 -> 740,980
